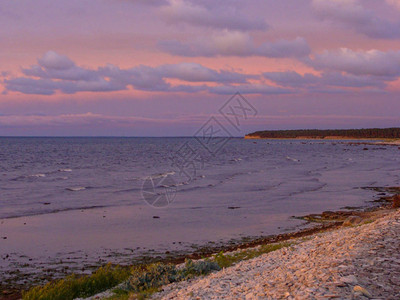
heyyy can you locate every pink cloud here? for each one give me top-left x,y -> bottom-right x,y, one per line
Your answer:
3,51 -> 290,96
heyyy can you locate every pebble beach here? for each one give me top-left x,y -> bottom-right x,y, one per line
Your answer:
153,208 -> 400,299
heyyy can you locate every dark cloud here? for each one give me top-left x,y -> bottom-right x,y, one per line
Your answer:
156,63 -> 257,83
264,70 -> 387,89
159,33 -> 311,58
22,51 -> 99,82
312,0 -> 400,39
133,0 -> 168,6
159,0 -> 268,31
4,78 -> 59,95
306,48 -> 400,78
208,84 -> 292,95
264,71 -> 319,88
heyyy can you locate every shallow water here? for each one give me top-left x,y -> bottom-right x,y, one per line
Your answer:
0,137 -> 399,284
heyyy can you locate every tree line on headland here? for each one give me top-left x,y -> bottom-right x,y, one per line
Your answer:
245,128 -> 400,139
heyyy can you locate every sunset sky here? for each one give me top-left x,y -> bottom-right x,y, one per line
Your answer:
1,0 -> 400,136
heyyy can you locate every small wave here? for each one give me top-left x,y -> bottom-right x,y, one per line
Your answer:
0,204 -> 117,220
159,184 -> 174,188
48,176 -> 69,182
149,171 -> 176,179
229,158 -> 242,162
12,173 -> 47,180
59,168 -> 72,172
66,187 -> 86,192
286,156 -> 300,162
29,174 -> 46,178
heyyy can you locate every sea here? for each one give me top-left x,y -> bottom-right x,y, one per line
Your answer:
0,137 -> 399,283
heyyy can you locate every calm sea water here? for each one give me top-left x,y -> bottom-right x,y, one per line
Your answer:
0,137 -> 399,282
0,137 -> 399,219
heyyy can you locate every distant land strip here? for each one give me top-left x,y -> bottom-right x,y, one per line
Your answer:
245,128 -> 400,139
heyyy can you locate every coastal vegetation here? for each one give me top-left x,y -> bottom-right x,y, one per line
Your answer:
22,264 -> 131,300
21,242 -> 292,300
245,127 -> 400,139
212,242 -> 292,268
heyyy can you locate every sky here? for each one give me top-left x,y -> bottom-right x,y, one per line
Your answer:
1,0 -> 400,136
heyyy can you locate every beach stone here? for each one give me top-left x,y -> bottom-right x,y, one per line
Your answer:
339,275 -> 358,285
353,285 -> 372,298
343,216 -> 362,226
149,210 -> 400,300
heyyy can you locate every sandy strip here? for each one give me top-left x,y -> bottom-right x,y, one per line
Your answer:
153,209 -> 400,299
377,140 -> 400,145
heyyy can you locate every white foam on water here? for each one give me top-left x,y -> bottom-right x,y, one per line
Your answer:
30,174 -> 46,178
66,187 -> 86,192
286,156 -> 300,162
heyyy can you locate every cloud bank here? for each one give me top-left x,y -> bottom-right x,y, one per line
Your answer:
4,51 -> 289,96
312,0 -> 400,39
159,32 -> 311,58
307,48 -> 400,78
159,0 -> 268,31
5,46 -> 400,96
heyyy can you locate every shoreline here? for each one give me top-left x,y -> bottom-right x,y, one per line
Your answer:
154,206 -> 400,299
4,187 -> 399,299
76,194 -> 400,299
244,136 -> 400,143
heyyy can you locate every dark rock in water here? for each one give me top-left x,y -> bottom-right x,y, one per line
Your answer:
341,206 -> 362,210
153,216 -> 160,219
2,237 -> 7,239
322,210 -> 334,215
363,148 -> 369,150
43,202 -> 51,205
343,216 -> 362,226
322,210 -> 357,220
392,195 -> 400,208
321,211 -> 338,219
228,206 -> 241,210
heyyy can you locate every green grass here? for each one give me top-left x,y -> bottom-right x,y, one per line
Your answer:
213,242 -> 292,268
128,259 -> 220,294
103,288 -> 132,300
22,242 -> 292,300
22,264 -> 131,300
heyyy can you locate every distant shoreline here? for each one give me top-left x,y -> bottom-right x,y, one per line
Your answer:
245,127 -> 400,141
244,135 -> 400,145
244,135 -> 392,140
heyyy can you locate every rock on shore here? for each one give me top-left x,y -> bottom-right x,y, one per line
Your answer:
153,210 -> 400,299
